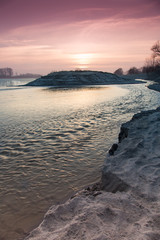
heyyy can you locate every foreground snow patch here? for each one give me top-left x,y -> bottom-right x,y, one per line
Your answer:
25,190 -> 160,240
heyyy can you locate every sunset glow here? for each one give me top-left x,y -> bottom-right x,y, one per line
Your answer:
71,53 -> 94,69
0,0 -> 160,74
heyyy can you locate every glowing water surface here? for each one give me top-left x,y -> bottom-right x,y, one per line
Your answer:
0,79 -> 160,240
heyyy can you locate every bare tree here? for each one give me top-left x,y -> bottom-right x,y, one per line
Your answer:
151,40 -> 160,57
143,59 -> 154,73
143,41 -> 160,73
151,41 -> 160,67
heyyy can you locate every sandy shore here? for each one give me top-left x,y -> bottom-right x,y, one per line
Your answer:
25,104 -> 160,240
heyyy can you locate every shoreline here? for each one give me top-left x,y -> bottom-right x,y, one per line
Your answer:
148,83 -> 160,92
25,100 -> 160,239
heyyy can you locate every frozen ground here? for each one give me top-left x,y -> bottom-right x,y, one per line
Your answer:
25,106 -> 160,240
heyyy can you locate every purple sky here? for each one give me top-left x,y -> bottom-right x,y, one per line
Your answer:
0,0 -> 159,74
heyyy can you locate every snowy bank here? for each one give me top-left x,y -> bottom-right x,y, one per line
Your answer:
25,107 -> 160,240
25,70 -> 142,87
148,83 -> 160,92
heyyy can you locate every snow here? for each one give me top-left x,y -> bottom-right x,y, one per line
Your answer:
25,106 -> 160,240
104,107 -> 160,200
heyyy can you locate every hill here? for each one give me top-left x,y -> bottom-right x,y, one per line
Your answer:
26,70 -> 142,87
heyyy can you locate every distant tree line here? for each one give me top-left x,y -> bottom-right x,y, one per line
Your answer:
114,66 -> 141,76
0,68 -> 13,78
114,68 -> 124,75
0,67 -> 41,78
15,73 -> 41,78
114,40 -> 160,75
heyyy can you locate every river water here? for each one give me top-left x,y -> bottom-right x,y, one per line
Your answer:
0,78 -> 160,240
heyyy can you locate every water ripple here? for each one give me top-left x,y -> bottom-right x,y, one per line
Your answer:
0,84 -> 160,239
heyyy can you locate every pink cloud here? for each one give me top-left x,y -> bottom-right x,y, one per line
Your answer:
0,0 -> 159,33
0,0 -> 159,73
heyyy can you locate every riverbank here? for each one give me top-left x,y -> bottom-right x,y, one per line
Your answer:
148,83 -> 160,92
146,72 -> 160,92
25,103 -> 160,239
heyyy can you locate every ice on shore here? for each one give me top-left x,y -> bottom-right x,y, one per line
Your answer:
25,107 -> 160,240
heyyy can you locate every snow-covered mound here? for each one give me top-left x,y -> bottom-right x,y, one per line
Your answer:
26,70 -> 141,86
25,107 -> 160,240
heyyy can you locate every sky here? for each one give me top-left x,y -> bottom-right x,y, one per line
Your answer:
0,0 -> 160,75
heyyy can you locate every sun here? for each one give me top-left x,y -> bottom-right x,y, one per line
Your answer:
71,53 -> 93,69
74,53 -> 92,64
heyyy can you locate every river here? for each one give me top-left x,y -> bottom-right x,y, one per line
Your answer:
0,78 -> 160,240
